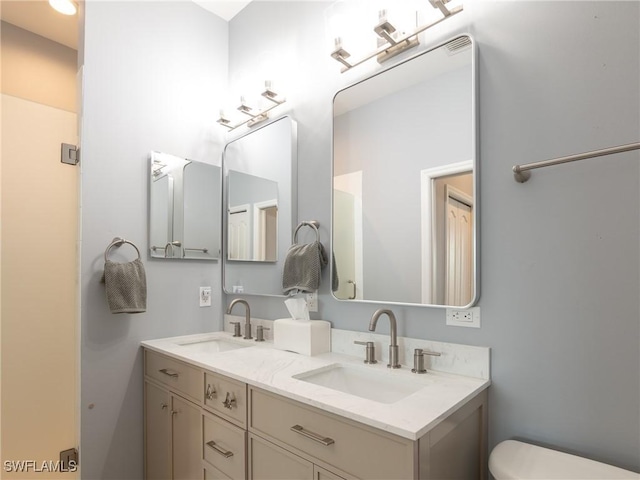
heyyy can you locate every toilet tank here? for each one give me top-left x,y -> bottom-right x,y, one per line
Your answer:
489,440 -> 639,480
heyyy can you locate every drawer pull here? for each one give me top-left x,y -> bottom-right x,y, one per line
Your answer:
206,440 -> 234,458
206,384 -> 217,400
222,392 -> 236,409
290,425 -> 335,446
158,368 -> 179,378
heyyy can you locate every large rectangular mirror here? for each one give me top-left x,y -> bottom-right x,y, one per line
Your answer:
149,151 -> 221,260
332,35 -> 478,308
223,116 -> 297,295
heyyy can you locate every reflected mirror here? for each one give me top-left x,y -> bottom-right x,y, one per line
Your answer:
149,151 -> 221,260
223,116 -> 297,295
332,35 -> 477,307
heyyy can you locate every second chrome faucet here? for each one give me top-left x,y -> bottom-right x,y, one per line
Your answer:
226,298 -> 252,340
369,308 -> 401,369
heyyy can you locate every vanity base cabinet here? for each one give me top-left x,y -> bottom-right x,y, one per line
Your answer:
249,386 -> 488,480
172,394 -> 203,480
144,379 -> 203,480
144,381 -> 171,480
418,389 -> 488,480
144,380 -> 202,480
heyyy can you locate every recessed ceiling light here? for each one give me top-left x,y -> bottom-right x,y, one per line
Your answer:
49,0 -> 77,16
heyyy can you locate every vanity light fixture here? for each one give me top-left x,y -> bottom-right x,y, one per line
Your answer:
49,0 -> 77,16
330,0 -> 463,73
217,81 -> 286,131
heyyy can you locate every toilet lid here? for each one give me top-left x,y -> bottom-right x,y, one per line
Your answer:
489,440 -> 639,480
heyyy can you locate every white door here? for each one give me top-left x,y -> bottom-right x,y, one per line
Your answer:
228,206 -> 250,260
444,185 -> 473,306
1,94 -> 78,477
333,171 -> 363,300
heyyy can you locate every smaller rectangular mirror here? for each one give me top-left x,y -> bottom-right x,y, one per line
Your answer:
223,116 -> 297,295
149,151 -> 221,260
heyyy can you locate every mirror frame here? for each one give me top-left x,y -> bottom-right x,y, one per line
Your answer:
330,34 -> 479,309
222,115 -> 298,296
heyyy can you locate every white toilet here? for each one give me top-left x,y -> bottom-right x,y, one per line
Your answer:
489,440 -> 640,479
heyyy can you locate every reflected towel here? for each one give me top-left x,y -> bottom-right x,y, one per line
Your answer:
103,258 -> 147,314
282,241 -> 328,295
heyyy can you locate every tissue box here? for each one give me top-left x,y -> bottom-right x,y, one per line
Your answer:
273,319 -> 331,356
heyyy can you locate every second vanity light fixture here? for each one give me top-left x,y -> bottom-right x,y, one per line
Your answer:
330,0 -> 463,73
217,81 -> 286,131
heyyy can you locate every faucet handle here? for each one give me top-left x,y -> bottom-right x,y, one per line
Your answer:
255,325 -> 270,342
411,348 -> 441,374
230,322 -> 241,337
354,341 -> 377,364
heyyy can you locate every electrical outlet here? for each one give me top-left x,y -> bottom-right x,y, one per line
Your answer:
446,306 -> 480,328
199,286 -> 212,307
306,291 -> 318,312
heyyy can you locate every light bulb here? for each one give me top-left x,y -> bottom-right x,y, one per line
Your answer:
49,0 -> 77,16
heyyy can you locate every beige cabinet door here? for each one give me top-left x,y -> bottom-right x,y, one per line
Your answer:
248,434 -> 313,480
145,381 -> 171,480
314,466 -> 347,480
172,394 -> 203,480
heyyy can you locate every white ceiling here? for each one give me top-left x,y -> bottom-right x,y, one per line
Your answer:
0,0 -> 254,51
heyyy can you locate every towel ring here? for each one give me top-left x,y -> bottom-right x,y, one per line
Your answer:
104,237 -> 142,262
293,221 -> 320,244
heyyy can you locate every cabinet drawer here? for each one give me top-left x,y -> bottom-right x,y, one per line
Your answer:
203,412 -> 246,480
204,372 -> 247,428
248,388 -> 415,480
145,350 -> 202,401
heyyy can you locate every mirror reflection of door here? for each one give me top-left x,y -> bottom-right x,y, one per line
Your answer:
444,185 -> 473,305
253,201 -> 278,261
430,172 -> 473,305
228,205 -> 250,260
334,172 -> 363,300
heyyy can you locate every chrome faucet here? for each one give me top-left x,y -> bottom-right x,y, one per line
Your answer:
226,299 -> 252,340
369,309 -> 401,369
163,240 -> 181,258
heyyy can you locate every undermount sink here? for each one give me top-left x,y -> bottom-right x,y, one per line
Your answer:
293,363 -> 427,404
176,338 -> 249,354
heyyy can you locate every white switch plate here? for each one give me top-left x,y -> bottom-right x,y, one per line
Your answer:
199,286 -> 212,307
446,306 -> 480,328
306,291 -> 318,312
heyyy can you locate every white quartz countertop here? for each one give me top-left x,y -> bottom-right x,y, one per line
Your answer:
141,331 -> 490,440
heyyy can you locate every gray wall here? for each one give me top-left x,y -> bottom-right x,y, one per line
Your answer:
80,2 -> 228,478
228,0 -> 640,472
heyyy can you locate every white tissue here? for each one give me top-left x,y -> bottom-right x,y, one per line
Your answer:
285,297 -> 310,321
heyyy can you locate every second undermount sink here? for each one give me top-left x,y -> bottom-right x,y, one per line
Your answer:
293,363 -> 427,404
176,338 -> 249,354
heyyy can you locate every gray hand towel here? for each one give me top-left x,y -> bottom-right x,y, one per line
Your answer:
282,241 -> 328,295
103,258 -> 147,314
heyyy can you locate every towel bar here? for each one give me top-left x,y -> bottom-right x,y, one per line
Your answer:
293,221 -> 320,244
104,237 -> 141,262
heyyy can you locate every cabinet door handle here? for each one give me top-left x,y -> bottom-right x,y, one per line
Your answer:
160,403 -> 168,410
222,392 -> 236,409
290,425 -> 335,446
206,440 -> 234,458
159,368 -> 179,378
206,384 -> 216,400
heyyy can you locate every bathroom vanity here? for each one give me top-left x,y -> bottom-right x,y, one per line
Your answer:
142,332 -> 489,480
